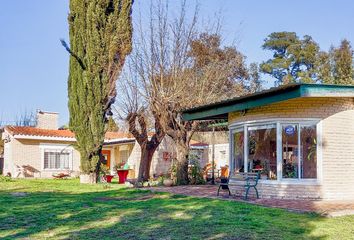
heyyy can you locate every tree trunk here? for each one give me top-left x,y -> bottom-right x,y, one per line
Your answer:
137,145 -> 156,183
80,173 -> 97,184
176,143 -> 189,185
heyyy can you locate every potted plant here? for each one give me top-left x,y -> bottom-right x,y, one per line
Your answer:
114,162 -> 130,184
100,165 -> 114,183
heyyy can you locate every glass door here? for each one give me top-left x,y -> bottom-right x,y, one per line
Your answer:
232,129 -> 244,173
282,124 -> 299,179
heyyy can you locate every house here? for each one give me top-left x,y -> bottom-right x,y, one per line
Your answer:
183,83 -> 354,200
1,110 -> 214,179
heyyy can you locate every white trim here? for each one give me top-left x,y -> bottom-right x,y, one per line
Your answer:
317,121 -> 323,183
228,130 -> 233,170
39,143 -> 74,149
243,125 -> 248,173
15,135 -> 75,142
13,134 -> 135,144
276,122 -> 282,182
259,179 -> 321,185
229,118 -> 321,129
104,138 -> 136,143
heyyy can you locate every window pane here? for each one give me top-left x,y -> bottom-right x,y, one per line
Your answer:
248,125 -> 277,180
120,150 -> 129,164
282,124 -> 299,178
44,152 -> 49,169
301,125 -> 317,178
233,130 -> 244,172
44,150 -> 70,170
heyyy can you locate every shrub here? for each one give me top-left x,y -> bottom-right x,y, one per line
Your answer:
188,156 -> 205,185
0,175 -> 12,182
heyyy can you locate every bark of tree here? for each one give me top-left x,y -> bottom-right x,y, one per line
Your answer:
127,110 -> 165,183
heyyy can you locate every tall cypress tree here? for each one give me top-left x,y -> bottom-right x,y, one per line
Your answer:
63,0 -> 133,182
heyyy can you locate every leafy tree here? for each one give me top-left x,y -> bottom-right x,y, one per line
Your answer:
332,39 -> 354,85
260,32 -> 320,85
63,0 -> 133,183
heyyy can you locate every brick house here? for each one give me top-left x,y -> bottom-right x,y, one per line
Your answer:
183,84 -> 354,200
2,111 -> 214,179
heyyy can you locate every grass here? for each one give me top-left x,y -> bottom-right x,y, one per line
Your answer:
0,179 -> 353,240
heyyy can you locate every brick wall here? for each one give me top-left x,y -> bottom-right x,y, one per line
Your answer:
7,138 -> 80,178
228,97 -> 354,200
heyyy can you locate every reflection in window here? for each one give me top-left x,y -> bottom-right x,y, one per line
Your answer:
233,130 -> 244,172
301,125 -> 317,178
282,124 -> 299,178
248,125 -> 277,180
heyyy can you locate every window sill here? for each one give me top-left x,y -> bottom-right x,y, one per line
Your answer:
259,179 -> 321,185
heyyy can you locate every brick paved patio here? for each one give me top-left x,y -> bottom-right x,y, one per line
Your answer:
148,185 -> 354,217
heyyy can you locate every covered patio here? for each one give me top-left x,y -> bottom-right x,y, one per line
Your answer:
183,83 -> 354,200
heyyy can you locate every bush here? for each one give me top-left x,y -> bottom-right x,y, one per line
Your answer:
0,175 -> 12,182
188,157 -> 205,185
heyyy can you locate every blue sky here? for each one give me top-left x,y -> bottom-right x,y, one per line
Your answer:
1,0 -> 353,125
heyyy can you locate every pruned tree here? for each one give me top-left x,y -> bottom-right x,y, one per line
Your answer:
119,0 -> 248,185
115,70 -> 165,183
15,111 -> 37,127
63,0 -> 133,183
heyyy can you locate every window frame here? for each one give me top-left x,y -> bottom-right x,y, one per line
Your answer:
229,118 -> 322,184
40,144 -> 74,171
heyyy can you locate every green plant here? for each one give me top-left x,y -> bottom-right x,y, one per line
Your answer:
0,176 -> 12,182
188,157 -> 205,185
99,164 -> 110,176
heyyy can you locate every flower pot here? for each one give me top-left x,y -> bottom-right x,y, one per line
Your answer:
163,179 -> 173,187
80,173 -> 96,184
105,175 -> 114,183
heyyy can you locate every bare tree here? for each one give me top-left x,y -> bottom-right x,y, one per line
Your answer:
118,0 -> 248,184
115,68 -> 165,183
15,111 -> 36,127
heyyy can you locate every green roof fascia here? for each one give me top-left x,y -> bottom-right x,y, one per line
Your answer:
182,84 -> 354,121
301,84 -> 354,97
183,86 -> 302,121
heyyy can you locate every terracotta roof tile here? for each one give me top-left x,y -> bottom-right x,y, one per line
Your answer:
5,126 -> 133,140
190,139 -> 208,147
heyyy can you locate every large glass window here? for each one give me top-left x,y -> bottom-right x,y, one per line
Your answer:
231,121 -> 318,181
233,129 -> 244,172
248,125 -> 277,180
44,150 -> 70,170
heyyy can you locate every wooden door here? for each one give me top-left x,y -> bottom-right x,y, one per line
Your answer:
101,150 -> 111,168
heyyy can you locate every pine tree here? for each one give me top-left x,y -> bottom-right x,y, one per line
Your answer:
333,39 -> 354,85
64,0 -> 133,182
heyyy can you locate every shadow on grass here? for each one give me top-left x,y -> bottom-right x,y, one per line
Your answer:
0,184 -> 330,240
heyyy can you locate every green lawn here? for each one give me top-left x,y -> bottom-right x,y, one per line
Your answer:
0,179 -> 353,240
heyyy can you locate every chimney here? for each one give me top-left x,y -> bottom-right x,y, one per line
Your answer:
36,110 -> 59,130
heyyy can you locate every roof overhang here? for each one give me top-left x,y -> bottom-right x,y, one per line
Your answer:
182,84 -> 354,121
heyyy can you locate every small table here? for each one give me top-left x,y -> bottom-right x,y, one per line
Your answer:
116,169 -> 129,184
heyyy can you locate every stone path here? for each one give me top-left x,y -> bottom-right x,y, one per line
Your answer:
147,185 -> 354,217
